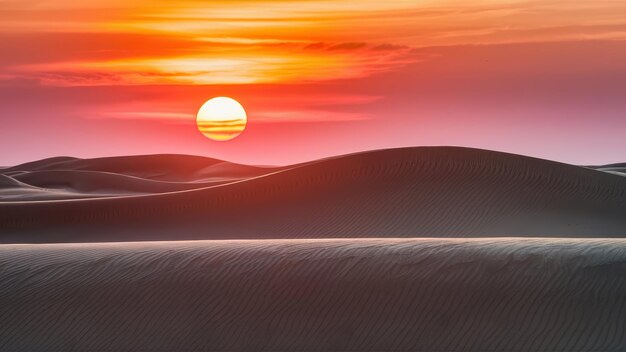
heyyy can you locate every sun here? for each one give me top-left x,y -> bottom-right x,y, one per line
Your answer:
196,97 -> 247,141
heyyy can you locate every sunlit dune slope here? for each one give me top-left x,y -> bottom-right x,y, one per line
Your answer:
1,147 -> 625,242
0,238 -> 624,351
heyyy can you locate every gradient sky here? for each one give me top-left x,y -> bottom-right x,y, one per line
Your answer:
1,0 -> 626,166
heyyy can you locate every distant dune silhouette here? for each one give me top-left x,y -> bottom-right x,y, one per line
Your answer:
1,147 -> 625,242
589,162 -> 626,177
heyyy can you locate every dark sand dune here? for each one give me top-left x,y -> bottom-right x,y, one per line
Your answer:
0,174 -> 27,189
0,238 -> 624,351
0,155 -> 274,201
3,154 -> 268,182
1,147 -> 625,242
13,170 -> 226,195
2,149 -> 625,351
590,163 -> 626,177
0,174 -> 79,202
3,156 -> 80,172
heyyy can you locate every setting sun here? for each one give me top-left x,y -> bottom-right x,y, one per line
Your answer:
196,97 -> 247,141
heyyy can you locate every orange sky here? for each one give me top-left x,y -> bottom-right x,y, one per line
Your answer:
1,0 -> 626,165
4,0 -> 626,86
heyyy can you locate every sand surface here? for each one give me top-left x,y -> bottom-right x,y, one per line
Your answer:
0,238 -> 624,351
0,155 -> 271,201
2,147 -> 625,351
1,147 -> 625,242
589,163 -> 626,177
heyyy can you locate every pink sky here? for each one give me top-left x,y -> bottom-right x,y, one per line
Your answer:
1,1 -> 626,166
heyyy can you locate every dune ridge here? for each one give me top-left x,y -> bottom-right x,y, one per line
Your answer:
13,170 -> 227,194
2,154 -> 268,181
1,147 -> 625,242
589,163 -> 626,177
1,155 -> 273,201
0,238 -> 624,351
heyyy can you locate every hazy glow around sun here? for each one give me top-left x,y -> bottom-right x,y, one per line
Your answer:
196,97 -> 247,141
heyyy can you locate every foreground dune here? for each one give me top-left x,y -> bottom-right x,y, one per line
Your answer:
1,147 -> 625,242
0,238 -> 624,351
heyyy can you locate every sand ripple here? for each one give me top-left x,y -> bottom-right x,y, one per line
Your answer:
0,238 -> 625,351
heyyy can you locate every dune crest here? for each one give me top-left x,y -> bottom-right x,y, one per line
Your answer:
589,163 -> 626,177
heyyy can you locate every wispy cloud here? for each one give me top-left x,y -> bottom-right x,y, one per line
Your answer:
4,43 -> 418,86
87,91 -> 380,123
253,110 -> 371,122
3,1 -> 626,87
88,108 -> 370,124
93,111 -> 194,120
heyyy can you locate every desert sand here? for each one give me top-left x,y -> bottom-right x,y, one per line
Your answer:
1,147 -> 625,351
0,238 -> 624,351
1,147 -> 625,242
589,163 -> 626,177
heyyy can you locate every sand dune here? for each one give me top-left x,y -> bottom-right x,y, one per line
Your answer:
0,174 -> 28,189
590,163 -> 626,177
1,147 -> 625,242
3,156 -> 80,173
0,174 -> 84,202
3,154 -> 269,182
2,149 -> 624,350
13,170 -> 223,194
0,238 -> 624,351
1,155 -> 273,201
